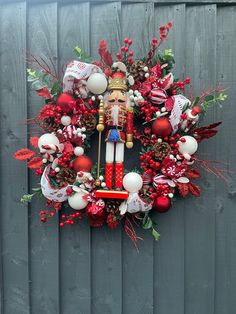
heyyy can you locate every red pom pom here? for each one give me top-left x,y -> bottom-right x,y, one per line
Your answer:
153,196 -> 171,212
152,117 -> 172,138
73,156 -> 93,172
57,93 -> 75,113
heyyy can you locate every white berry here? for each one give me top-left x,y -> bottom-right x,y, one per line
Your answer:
61,115 -> 71,126
55,167 -> 60,172
74,146 -> 84,156
161,107 -> 166,112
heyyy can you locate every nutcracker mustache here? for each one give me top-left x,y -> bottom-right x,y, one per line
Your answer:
109,99 -> 126,103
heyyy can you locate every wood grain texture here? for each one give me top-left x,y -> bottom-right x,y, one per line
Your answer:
153,5 -> 185,314
90,3 -> 123,314
27,3 -> 60,314
121,3 -> 155,314
121,2 -> 154,58
58,3 -> 92,314
0,2 -> 30,313
185,5 -> 217,314
215,6 -> 236,314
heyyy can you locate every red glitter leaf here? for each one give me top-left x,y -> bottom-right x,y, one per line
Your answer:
14,148 -> 36,160
98,39 -> 113,67
185,169 -> 201,180
30,137 -> 39,148
177,183 -> 189,198
27,157 -> 43,169
36,87 -> 51,99
188,182 -> 201,197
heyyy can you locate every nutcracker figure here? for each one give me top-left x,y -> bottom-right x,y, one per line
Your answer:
96,72 -> 134,191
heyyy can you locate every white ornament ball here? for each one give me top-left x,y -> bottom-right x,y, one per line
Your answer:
68,191 -> 88,210
123,172 -> 143,193
87,73 -> 107,95
178,135 -> 198,155
60,115 -> 71,126
38,133 -> 60,149
74,146 -> 84,156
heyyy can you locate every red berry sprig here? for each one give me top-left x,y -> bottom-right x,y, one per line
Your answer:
116,37 -> 133,63
60,212 -> 83,227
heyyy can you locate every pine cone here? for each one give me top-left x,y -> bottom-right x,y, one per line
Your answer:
153,142 -> 172,161
105,199 -> 122,213
80,114 -> 97,132
56,168 -> 77,187
39,117 -> 61,133
130,60 -> 147,82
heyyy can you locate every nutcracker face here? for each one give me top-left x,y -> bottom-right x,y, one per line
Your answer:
107,89 -> 127,106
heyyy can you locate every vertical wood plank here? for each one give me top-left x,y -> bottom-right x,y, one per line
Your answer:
121,2 -> 154,58
185,5 -> 217,314
121,3 -> 155,314
90,3 -> 123,314
58,3 -> 92,314
215,6 -> 236,314
0,2 -> 30,313
0,232 -> 2,314
153,5 -> 185,314
27,3 -> 60,314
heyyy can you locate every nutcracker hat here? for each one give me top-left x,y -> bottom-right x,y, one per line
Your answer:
107,72 -> 127,92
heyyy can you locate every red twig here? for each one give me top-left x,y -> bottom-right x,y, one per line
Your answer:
26,53 -> 61,82
186,85 -> 226,103
124,215 -> 142,251
196,158 -> 230,182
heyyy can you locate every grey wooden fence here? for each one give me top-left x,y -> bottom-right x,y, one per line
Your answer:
0,1 -> 236,313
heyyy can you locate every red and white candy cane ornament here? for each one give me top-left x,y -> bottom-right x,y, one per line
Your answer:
149,88 -> 167,105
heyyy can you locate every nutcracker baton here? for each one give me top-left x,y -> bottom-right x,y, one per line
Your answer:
95,99 -> 104,186
96,130 -> 102,186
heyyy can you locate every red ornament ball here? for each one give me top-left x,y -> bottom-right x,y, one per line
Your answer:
57,93 -> 75,113
73,155 -> 93,172
152,117 -> 172,138
153,196 -> 171,213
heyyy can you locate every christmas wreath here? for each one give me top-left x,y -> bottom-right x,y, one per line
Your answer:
15,22 -> 227,243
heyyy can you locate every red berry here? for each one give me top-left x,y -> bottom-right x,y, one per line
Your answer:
185,77 -> 190,84
128,39 -> 133,45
